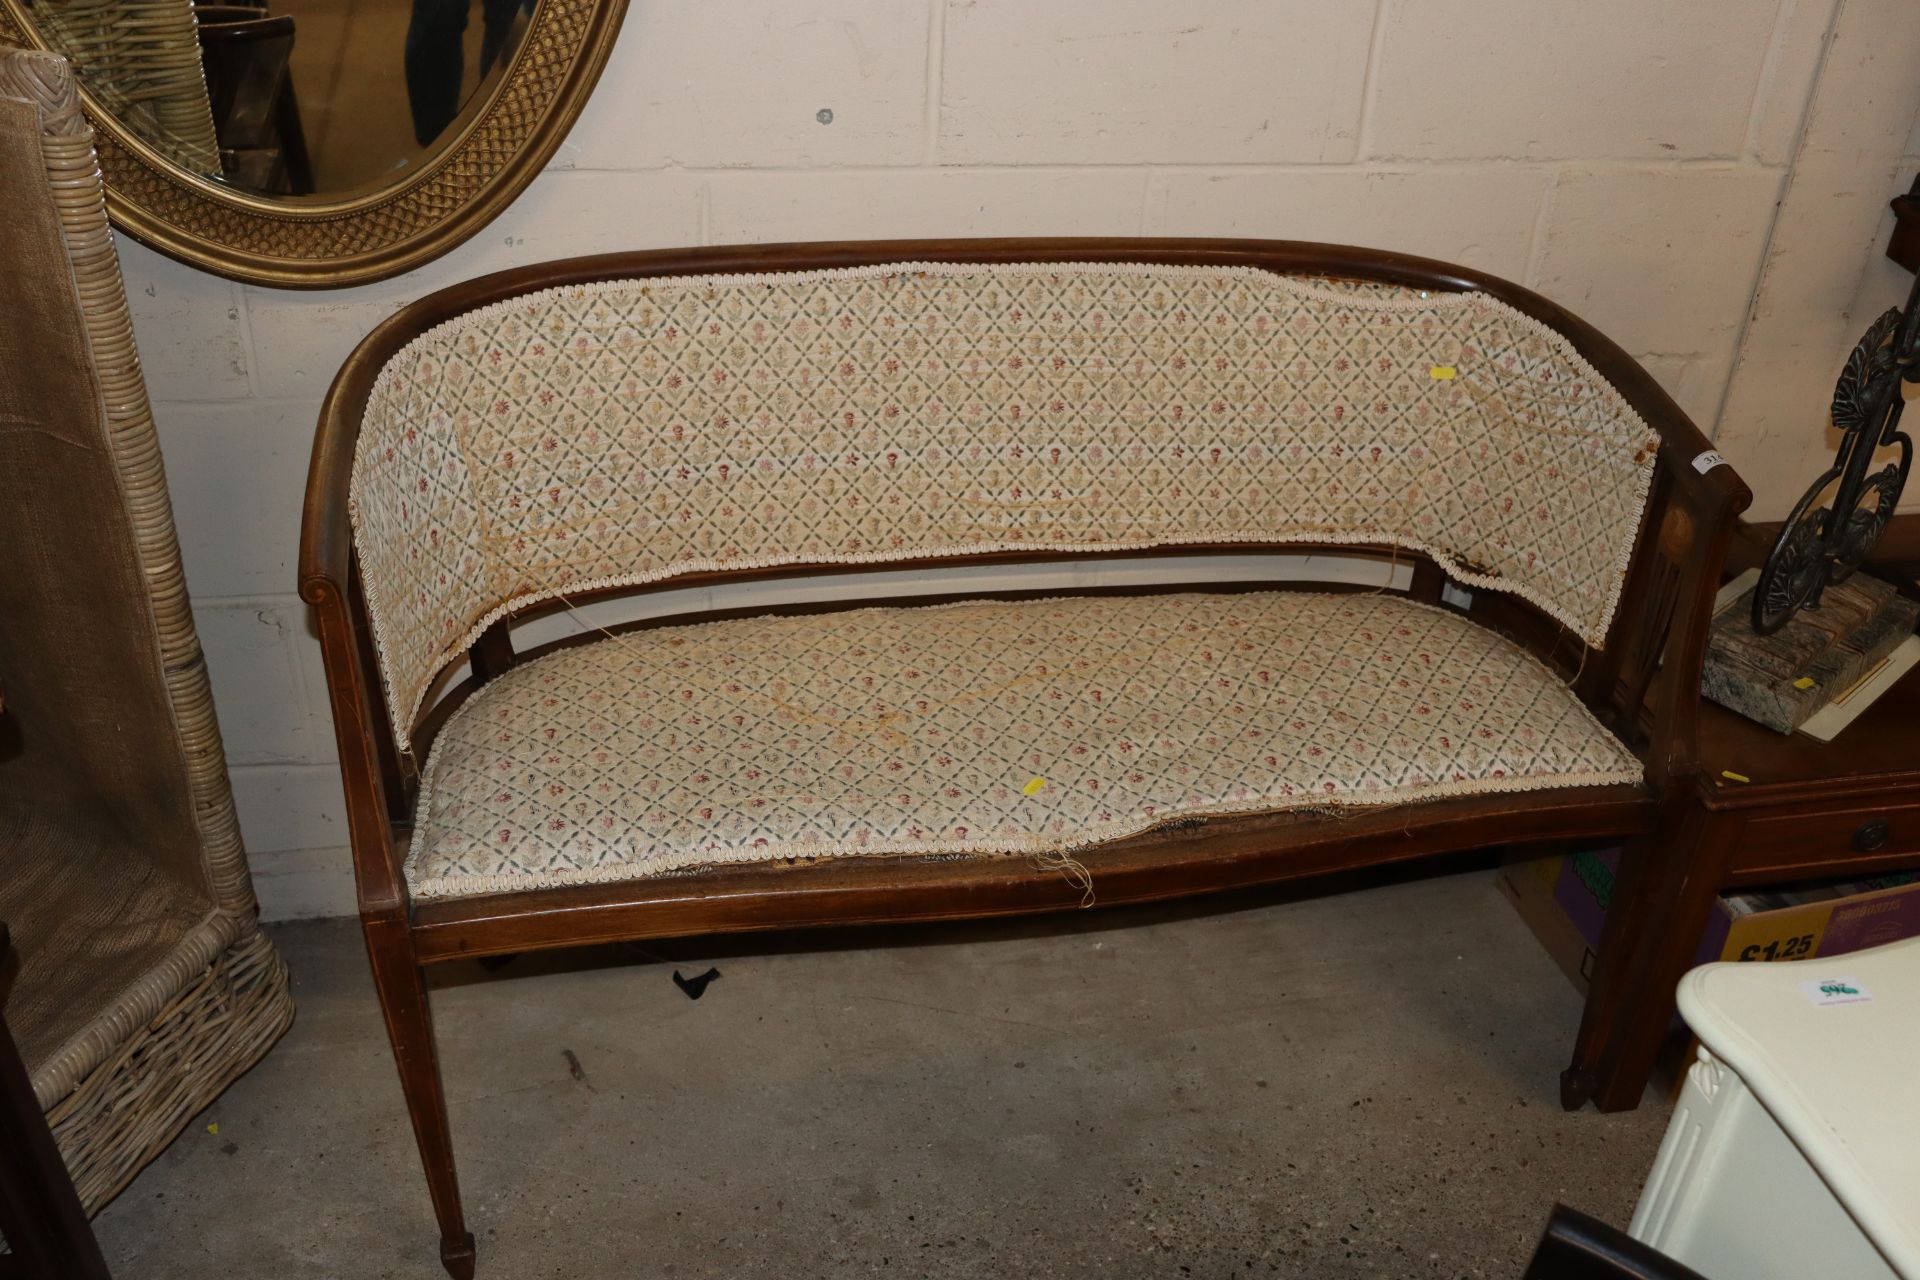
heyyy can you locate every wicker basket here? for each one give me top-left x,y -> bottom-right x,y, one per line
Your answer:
48,930 -> 293,1211
0,48 -> 292,1216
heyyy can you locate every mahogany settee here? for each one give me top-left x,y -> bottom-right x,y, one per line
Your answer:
299,239 -> 1750,1276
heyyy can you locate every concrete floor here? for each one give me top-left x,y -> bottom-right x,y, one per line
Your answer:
92,862 -> 1673,1278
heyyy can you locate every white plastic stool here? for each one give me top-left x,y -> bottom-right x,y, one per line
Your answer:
1630,935 -> 1919,1279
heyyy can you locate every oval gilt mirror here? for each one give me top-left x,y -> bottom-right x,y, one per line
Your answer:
0,0 -> 624,285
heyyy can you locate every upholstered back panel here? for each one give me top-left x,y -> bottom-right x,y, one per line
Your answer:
352,263 -> 1660,745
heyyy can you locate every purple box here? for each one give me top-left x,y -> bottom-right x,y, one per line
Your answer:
1551,846 -> 1722,971
1821,888 -> 1920,955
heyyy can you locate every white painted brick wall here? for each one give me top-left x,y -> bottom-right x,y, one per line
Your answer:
1365,0 -> 1778,161
1534,169 -> 1786,354
707,169 -> 1151,242
1533,167 -> 1788,423
1148,168 -> 1550,279
938,1 -> 1374,165
108,0 -> 1917,917
126,252 -> 251,402
192,602 -> 333,766
157,399 -> 315,597
557,1 -> 932,169
1714,0 -> 1920,516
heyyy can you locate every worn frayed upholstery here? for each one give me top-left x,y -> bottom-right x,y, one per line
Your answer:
351,264 -> 1662,746
405,592 -> 1642,898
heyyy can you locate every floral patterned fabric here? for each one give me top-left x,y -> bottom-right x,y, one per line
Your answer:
352,263 -> 1661,748
405,592 -> 1642,899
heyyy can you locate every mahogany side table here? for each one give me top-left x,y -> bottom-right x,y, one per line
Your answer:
1563,522 -> 1920,1112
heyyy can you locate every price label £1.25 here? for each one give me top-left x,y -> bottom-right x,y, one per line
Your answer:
1739,933 -> 1815,962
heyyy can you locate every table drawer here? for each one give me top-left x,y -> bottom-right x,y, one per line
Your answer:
1738,801 -> 1920,873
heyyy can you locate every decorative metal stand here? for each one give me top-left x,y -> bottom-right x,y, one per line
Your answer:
1751,273 -> 1919,634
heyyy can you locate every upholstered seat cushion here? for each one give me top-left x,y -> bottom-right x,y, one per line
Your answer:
405,591 -> 1642,899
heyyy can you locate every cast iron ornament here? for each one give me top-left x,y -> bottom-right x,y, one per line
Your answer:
1751,275 -> 1918,634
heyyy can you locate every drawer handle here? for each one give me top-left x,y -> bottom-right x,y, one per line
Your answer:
1852,819 -> 1891,853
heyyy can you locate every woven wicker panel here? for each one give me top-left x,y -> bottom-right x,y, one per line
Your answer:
47,925 -> 292,1214
353,264 -> 1662,745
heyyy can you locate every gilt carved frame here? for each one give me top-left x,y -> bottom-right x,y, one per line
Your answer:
0,0 -> 627,287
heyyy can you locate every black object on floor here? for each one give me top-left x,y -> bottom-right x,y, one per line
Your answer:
671,968 -> 721,1000
1522,1204 -> 1710,1280
0,921 -> 112,1280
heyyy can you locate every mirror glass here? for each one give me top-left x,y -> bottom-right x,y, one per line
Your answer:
2,0 -> 619,284
26,0 -> 533,197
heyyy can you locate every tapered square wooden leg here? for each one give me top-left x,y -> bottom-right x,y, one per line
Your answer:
363,917 -> 475,1278
1563,802 -> 1732,1113
1560,831 -> 1668,1111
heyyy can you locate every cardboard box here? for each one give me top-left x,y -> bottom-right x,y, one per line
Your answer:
1496,850 -> 1600,993
1499,847 -> 1920,995
1717,876 -> 1920,962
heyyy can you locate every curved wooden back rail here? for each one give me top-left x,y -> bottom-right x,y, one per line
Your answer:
299,239 -> 1749,1276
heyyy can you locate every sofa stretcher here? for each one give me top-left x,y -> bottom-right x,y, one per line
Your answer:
299,239 -> 1750,1276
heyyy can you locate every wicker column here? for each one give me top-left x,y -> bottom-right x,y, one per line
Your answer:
0,48 -> 292,1214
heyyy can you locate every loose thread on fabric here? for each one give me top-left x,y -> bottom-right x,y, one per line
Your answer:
554,591 -> 626,645
1364,543 -> 1403,597
1571,629 -> 1593,686
1032,850 -> 1096,908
